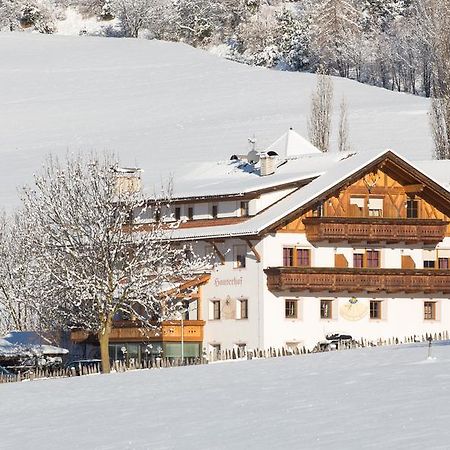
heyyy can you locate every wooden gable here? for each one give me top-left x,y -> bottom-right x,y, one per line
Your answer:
278,155 -> 450,235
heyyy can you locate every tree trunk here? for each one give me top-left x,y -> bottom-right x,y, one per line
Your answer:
98,317 -> 113,374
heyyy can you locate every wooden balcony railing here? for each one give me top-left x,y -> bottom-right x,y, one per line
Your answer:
71,320 -> 205,343
264,267 -> 450,294
302,217 -> 448,244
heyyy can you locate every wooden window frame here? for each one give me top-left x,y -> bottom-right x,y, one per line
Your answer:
320,299 -> 333,319
368,197 -> 384,218
353,253 -> 364,268
239,299 -> 248,319
283,247 -> 311,267
211,204 -> 218,219
406,199 -> 419,219
424,301 -> 436,320
369,300 -> 382,319
438,258 -> 449,269
234,245 -> 247,269
212,300 -> 221,320
366,250 -> 380,268
240,201 -> 249,217
285,299 -> 298,319
424,260 -> 436,269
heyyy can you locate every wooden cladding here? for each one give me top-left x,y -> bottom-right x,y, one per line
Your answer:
303,217 -> 447,244
264,267 -> 450,294
279,166 -> 450,236
71,320 -> 205,343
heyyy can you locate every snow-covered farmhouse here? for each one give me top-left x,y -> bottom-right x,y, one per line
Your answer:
73,130 -> 450,359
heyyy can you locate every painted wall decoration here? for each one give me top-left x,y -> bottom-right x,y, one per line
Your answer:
340,297 -> 369,321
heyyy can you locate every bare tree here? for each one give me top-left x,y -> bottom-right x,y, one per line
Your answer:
21,153 -> 209,373
338,96 -> 350,152
430,96 -> 450,159
417,0 -> 450,157
307,68 -> 334,152
0,212 -> 42,335
112,0 -> 163,37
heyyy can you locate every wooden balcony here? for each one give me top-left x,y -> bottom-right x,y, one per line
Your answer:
71,320 -> 205,343
302,217 -> 448,244
264,267 -> 450,294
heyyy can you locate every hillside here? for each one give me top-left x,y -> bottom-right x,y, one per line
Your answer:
1,343 -> 449,449
0,33 -> 434,209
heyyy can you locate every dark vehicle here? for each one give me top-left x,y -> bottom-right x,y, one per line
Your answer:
314,333 -> 354,352
65,359 -> 102,376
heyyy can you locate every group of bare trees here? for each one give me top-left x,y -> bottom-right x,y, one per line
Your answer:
307,68 -> 350,153
0,154 -> 209,373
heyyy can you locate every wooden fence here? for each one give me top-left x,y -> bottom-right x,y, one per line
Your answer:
1,330 -> 448,384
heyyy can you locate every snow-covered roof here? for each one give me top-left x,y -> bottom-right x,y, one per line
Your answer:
2,332 -> 69,356
168,148 -> 450,241
170,151 -> 348,200
266,128 -> 322,157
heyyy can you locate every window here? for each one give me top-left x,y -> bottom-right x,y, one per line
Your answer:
283,247 -> 294,266
320,300 -> 333,319
349,197 -> 365,216
296,249 -> 310,267
366,250 -> 380,268
424,260 -> 436,269
240,201 -> 249,217
234,245 -> 247,268
174,207 -> 181,221
370,300 -> 382,319
285,300 -> 298,319
212,204 -> 218,219
353,253 -> 364,268
406,199 -> 419,218
368,198 -> 383,217
187,206 -> 194,220
312,202 -> 323,217
424,301 -> 436,320
238,299 -> 248,319
283,247 -> 310,267
212,300 -> 221,320
438,258 -> 449,269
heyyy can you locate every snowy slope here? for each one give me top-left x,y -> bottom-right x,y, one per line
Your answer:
1,343 -> 450,449
0,33 -> 434,209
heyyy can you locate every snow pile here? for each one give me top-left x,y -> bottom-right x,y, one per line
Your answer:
1,343 -> 450,449
0,33 -> 435,209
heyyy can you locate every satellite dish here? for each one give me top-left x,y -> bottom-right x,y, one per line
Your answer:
247,150 -> 260,164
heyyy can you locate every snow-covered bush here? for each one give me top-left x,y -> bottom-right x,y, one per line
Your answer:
20,0 -> 56,33
0,0 -> 22,30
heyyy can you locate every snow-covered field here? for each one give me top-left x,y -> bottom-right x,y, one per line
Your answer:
1,343 -> 449,450
0,33 -> 433,209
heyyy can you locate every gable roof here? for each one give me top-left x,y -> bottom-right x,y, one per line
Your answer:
168,148 -> 450,241
266,128 -> 322,157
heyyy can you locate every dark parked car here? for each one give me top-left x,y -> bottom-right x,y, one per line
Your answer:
65,359 -> 102,376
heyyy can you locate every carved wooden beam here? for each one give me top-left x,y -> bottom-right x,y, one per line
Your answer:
244,239 -> 261,263
404,184 -> 424,194
210,241 -> 225,265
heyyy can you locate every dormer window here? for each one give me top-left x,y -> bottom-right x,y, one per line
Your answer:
240,201 -> 249,217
